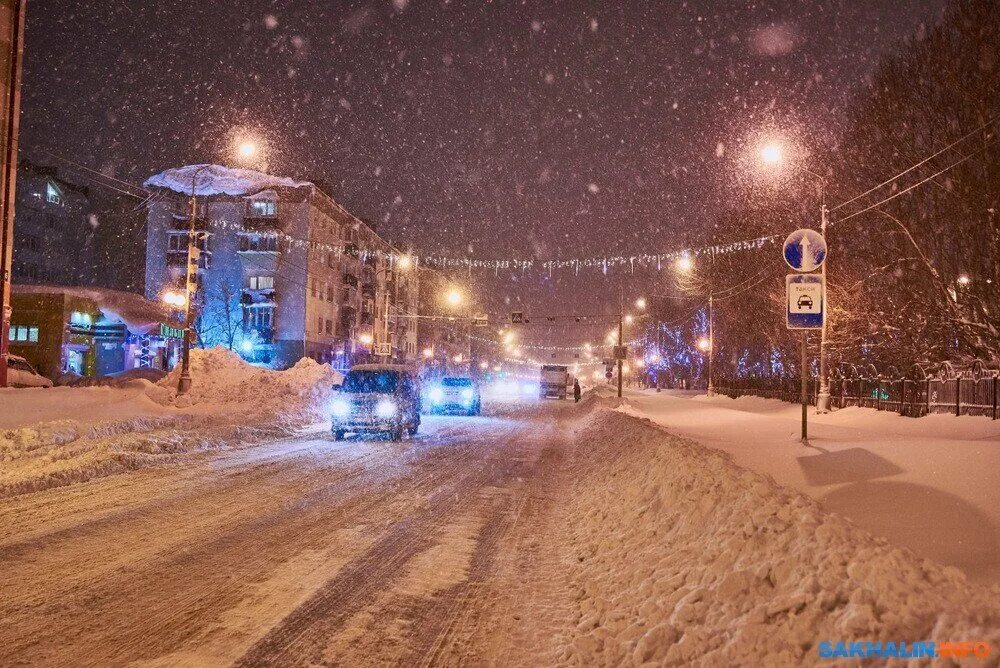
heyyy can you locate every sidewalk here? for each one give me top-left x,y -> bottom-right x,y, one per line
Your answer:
620,389 -> 1000,584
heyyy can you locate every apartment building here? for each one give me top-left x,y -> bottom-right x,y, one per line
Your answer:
12,159 -> 95,285
143,164 -> 419,370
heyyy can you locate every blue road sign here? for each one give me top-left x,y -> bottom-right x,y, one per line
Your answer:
783,228 -> 827,272
786,274 -> 825,329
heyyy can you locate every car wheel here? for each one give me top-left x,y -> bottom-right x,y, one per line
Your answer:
407,424 -> 418,436
390,426 -> 404,441
333,430 -> 345,441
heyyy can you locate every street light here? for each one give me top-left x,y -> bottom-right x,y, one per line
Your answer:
675,254 -> 694,273
422,347 -> 434,359
238,142 -> 257,159
635,297 -> 647,310
162,290 -> 187,308
760,142 -> 782,164
359,332 -> 374,346
957,274 -> 972,286
697,336 -> 712,352
445,288 -> 463,307
759,139 -> 831,413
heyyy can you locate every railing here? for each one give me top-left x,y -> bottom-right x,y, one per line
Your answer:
715,360 -> 1000,419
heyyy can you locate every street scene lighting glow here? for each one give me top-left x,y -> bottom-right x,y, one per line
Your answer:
238,142 -> 257,159
358,333 -> 374,346
162,291 -> 186,308
760,142 -> 782,164
422,347 -> 434,358
634,297 -> 647,310
957,274 -> 971,286
675,255 -> 694,272
446,289 -> 463,306
397,255 -> 413,270
624,314 -> 634,325
697,337 -> 712,351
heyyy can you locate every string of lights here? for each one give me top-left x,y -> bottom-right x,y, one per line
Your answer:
191,215 -> 782,276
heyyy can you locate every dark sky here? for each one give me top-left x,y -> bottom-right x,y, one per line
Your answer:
19,0 -> 946,347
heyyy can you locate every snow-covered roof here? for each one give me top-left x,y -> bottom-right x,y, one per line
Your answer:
143,164 -> 313,197
12,285 -> 182,336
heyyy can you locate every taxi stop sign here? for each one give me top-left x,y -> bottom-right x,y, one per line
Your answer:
786,274 -> 825,329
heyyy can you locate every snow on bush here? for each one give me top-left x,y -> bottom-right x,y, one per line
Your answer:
557,404 -> 1000,666
0,349 -> 342,498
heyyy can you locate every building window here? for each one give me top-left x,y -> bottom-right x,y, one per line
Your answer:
249,275 -> 274,290
167,232 -> 210,252
325,319 -> 333,334
238,234 -> 278,253
70,311 -> 93,327
46,181 -> 62,205
318,316 -> 323,333
246,305 -> 274,331
10,325 -> 39,343
249,197 -> 277,217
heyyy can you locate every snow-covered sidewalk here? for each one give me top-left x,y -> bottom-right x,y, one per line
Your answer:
0,349 -> 340,497
619,389 -> 1000,585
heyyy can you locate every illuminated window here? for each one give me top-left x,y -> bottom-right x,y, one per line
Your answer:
10,325 -> 39,342
249,275 -> 274,290
249,198 -> 277,217
70,312 -> 92,327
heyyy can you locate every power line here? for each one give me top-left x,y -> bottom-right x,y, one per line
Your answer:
830,117 -> 996,213
833,136 -> 998,225
31,147 -> 151,199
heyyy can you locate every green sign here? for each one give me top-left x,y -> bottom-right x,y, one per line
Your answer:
160,324 -> 185,339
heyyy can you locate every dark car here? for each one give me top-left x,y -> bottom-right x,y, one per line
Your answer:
797,294 -> 814,308
426,376 -> 481,415
331,364 -> 421,441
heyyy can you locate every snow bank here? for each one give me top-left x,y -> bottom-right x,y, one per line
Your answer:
153,347 -> 341,423
144,164 -> 312,197
557,403 -> 1000,665
0,349 -> 342,498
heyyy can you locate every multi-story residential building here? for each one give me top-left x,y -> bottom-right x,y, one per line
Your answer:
143,164 -> 419,370
12,159 -> 95,285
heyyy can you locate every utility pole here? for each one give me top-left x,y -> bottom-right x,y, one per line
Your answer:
0,0 -> 26,389
817,192 -> 831,413
707,292 -> 714,396
617,285 -> 624,398
178,165 -> 209,395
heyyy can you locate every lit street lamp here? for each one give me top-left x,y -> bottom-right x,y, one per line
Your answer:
761,140 -> 831,413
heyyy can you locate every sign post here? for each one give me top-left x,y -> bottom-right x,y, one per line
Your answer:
784,229 -> 827,444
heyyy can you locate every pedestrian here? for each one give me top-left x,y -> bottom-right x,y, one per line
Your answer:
573,378 -> 582,403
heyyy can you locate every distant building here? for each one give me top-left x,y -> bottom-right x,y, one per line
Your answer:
143,164 -> 420,370
416,266 -> 477,377
12,159 -> 95,285
9,285 -> 183,380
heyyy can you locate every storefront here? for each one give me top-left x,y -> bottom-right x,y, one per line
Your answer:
10,286 -> 184,382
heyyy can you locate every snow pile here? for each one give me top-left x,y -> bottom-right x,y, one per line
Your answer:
13,284 -> 180,335
556,404 -> 1000,665
153,347 -> 341,425
144,164 -> 312,197
0,350 -> 341,498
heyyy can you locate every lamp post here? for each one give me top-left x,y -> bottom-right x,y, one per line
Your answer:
761,142 -> 831,412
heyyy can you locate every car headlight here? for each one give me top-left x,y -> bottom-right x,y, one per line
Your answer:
428,387 -> 444,403
331,398 -> 351,418
375,399 -> 398,418
461,388 -> 474,400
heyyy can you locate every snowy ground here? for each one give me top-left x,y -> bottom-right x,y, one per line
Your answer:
2,377 -> 999,665
620,389 -> 1000,585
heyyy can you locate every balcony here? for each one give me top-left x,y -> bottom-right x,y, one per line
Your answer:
240,289 -> 277,305
168,214 -> 210,232
238,234 -> 279,253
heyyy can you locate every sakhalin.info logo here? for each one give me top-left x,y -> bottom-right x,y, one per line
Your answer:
818,641 -> 991,660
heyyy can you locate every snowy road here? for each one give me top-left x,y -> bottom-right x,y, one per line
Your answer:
0,401 -> 577,667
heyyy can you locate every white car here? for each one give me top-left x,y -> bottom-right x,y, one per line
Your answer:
5,355 -> 53,388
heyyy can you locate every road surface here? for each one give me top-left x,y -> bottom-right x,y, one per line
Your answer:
0,401 -> 579,667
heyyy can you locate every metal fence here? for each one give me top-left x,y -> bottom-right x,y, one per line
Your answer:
716,360 -> 1000,419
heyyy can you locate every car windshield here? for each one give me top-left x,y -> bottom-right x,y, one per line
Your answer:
441,377 -> 473,387
342,370 -> 400,394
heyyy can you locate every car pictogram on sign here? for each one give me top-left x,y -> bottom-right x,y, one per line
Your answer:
797,294 -> 814,308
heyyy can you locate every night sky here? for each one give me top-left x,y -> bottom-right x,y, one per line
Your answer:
19,0 -> 946,346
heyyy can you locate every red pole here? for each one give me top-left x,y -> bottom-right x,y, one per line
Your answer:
0,0 -> 27,388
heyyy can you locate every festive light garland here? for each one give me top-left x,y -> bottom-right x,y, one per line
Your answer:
184,215 -> 781,276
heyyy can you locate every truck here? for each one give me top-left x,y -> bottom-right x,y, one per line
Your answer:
539,364 -> 569,400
